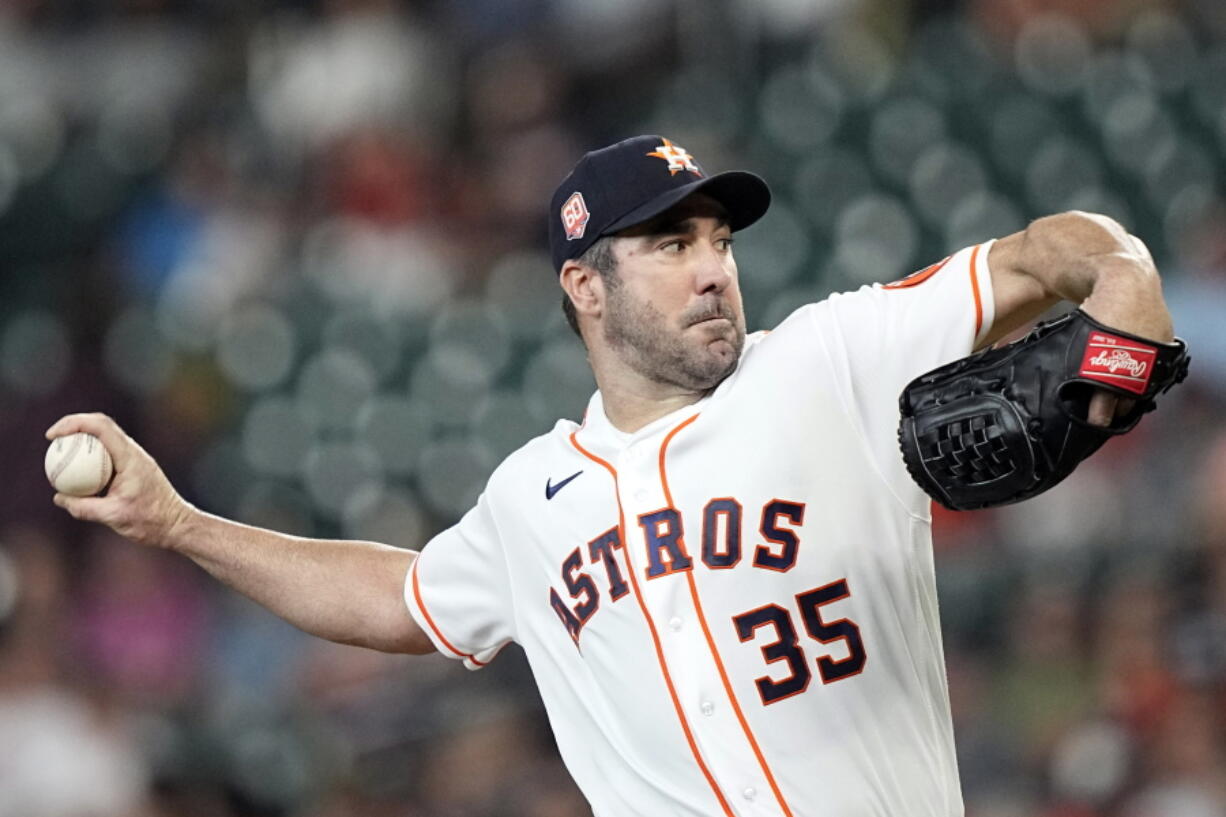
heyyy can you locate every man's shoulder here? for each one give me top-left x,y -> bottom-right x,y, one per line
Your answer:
485,418 -> 584,492
730,288 -> 887,381
757,284 -> 903,341
744,296 -> 840,352
753,287 -> 873,335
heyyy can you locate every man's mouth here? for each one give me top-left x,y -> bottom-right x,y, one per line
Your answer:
687,305 -> 734,327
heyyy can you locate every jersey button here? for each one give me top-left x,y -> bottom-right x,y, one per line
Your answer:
633,489 -> 648,501
742,787 -> 757,801
668,616 -> 683,631
700,700 -> 714,716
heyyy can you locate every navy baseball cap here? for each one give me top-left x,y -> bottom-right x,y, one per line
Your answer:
549,135 -> 772,272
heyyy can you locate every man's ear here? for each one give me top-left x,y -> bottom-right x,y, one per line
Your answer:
560,259 -> 604,321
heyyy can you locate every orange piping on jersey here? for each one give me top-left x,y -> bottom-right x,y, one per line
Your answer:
657,416 -> 797,817
569,430 -> 737,817
969,243 -> 984,339
883,255 -> 951,289
410,557 -> 491,667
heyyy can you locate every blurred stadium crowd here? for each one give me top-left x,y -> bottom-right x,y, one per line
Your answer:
1,0 -> 1225,815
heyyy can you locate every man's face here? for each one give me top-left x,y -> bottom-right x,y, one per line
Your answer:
600,195 -> 746,392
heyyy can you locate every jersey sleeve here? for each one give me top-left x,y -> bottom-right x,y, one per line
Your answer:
404,488 -> 515,670
809,240 -> 996,516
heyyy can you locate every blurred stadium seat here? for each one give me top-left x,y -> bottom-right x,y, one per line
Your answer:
1,2 -> 1224,816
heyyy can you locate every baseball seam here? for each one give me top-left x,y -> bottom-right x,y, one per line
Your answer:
96,437 -> 110,493
48,434 -> 84,485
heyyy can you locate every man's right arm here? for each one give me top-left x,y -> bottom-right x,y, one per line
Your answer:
46,413 -> 436,656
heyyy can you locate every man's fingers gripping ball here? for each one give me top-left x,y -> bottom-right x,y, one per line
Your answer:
46,412 -> 195,546
45,432 -> 113,497
51,492 -> 111,524
45,412 -> 134,469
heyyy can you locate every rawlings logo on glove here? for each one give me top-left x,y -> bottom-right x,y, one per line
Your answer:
1079,333 -> 1157,393
897,310 -> 1190,511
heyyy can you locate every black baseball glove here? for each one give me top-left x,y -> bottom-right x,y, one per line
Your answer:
898,309 -> 1189,511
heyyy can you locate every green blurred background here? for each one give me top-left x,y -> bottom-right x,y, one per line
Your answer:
1,1 -> 1225,815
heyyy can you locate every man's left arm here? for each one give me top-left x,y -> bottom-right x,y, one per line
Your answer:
984,210 -> 1175,425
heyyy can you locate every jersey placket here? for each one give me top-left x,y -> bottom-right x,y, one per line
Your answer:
616,430 -> 788,817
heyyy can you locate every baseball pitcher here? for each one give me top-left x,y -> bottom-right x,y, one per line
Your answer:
49,136 -> 1186,817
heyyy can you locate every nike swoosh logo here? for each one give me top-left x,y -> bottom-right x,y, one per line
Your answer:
545,470 -> 583,500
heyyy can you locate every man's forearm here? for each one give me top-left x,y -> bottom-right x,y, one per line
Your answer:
983,210 -> 1178,425
167,508 -> 432,654
1017,211 -> 1173,340
47,412 -> 437,656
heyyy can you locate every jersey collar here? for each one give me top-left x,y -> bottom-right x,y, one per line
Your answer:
571,330 -> 765,456
576,390 -> 702,452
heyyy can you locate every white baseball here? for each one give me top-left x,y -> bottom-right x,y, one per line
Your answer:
45,432 -> 114,497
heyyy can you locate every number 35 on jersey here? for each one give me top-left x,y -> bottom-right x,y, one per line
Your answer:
548,495 -> 868,706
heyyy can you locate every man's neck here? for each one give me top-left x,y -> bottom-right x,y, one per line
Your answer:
597,378 -> 706,434
587,349 -> 709,433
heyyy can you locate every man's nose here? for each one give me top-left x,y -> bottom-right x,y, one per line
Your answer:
694,243 -> 733,294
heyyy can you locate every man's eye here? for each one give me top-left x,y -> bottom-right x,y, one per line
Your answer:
717,237 -> 734,251
660,240 -> 686,253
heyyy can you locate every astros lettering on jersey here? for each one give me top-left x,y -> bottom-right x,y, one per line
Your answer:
404,241 -> 996,817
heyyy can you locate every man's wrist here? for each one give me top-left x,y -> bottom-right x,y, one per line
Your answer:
160,500 -> 204,553
1078,260 -> 1172,343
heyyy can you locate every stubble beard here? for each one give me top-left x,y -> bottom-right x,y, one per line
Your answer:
602,283 -> 746,393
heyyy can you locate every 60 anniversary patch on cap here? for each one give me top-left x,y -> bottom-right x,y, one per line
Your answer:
547,135 -> 771,272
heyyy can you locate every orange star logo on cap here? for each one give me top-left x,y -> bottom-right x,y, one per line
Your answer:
646,138 -> 702,176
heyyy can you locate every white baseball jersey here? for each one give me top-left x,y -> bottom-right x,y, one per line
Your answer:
405,241 -> 997,817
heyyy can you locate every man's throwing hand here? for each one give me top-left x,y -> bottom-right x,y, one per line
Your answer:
45,413 -> 194,548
